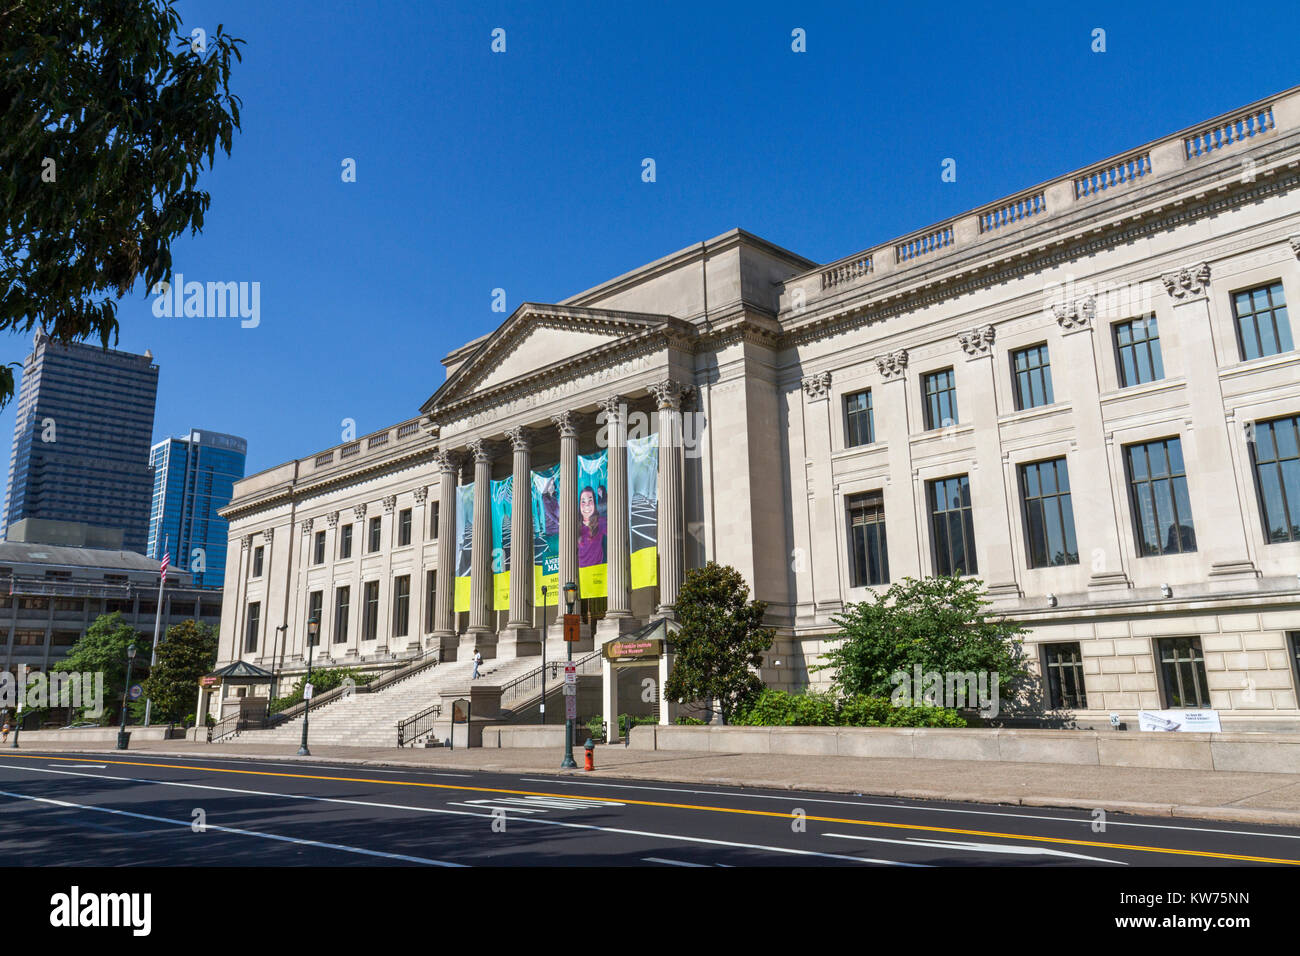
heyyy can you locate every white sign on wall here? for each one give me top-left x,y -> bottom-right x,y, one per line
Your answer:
1138,709 -> 1222,732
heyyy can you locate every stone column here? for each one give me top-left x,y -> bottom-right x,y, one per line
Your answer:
1161,263 -> 1257,581
652,380 -> 691,615
465,438 -> 497,658
432,450 -> 460,658
598,395 -> 638,639
499,427 -> 540,657
551,410 -> 592,647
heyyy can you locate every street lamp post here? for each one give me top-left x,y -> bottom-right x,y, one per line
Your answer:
299,615 -> 319,756
117,644 -> 137,750
560,580 -> 578,769
540,585 -> 548,726
12,664 -> 31,749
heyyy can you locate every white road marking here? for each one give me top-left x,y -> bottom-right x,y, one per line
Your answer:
0,786 -> 463,866
55,764 -> 106,768
822,832 -> 1127,865
521,777 -> 1300,841
643,857 -> 709,867
0,762 -> 924,866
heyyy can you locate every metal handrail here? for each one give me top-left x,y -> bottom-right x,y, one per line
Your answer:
207,712 -> 242,743
266,647 -> 441,727
396,703 -> 442,747
498,649 -> 601,707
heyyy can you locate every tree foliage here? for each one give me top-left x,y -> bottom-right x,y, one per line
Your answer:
0,0 -> 244,406
663,562 -> 773,724
815,576 -> 1030,702
140,618 -> 217,724
59,611 -> 151,722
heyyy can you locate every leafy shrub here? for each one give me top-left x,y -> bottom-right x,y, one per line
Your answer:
675,716 -> 706,726
269,667 -> 376,714
733,689 -> 965,728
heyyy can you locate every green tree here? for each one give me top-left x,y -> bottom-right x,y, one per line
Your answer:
0,0 -> 244,407
815,576 -> 1030,705
59,612 -> 152,723
140,619 -> 217,725
663,562 -> 773,724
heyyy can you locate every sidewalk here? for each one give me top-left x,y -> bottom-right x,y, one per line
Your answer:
11,738 -> 1300,827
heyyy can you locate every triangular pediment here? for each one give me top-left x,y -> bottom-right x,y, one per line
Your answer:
424,304 -> 693,414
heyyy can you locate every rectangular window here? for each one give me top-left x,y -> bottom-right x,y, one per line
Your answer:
846,491 -> 889,587
308,591 -> 323,645
313,531 -> 326,565
1011,343 -> 1054,410
1042,642 -> 1088,710
1157,637 -> 1211,708
339,524 -> 353,559
333,586 -> 350,644
245,601 -> 260,653
393,575 -> 410,637
928,475 -> 977,576
1233,281 -> 1293,361
398,508 -> 412,547
368,516 -> 382,553
1019,457 -> 1079,567
1251,415 -> 1300,543
252,546 -> 264,577
430,502 -> 440,539
1124,438 -> 1196,556
843,390 -> 875,447
1113,316 -> 1164,387
1289,632 -> 1300,700
425,569 -> 436,633
363,580 -> 379,641
922,369 -> 958,429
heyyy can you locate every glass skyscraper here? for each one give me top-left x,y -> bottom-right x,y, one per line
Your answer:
2,330 -> 159,553
147,429 -> 247,589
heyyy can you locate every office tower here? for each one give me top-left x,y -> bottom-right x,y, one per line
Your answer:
147,429 -> 247,589
2,330 -> 159,553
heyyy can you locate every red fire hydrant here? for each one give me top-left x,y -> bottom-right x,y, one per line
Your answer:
584,737 -> 595,771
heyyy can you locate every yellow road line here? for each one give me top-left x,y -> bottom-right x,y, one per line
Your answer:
9,753 -> 1299,865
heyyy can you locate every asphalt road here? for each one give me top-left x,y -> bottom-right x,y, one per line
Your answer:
3,751 -> 1300,867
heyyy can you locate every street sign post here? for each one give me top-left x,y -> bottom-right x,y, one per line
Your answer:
564,664 -> 576,685
565,695 -> 577,721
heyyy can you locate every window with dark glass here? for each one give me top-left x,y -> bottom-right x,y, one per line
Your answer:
430,502 -> 440,539
308,591 -> 323,645
393,575 -> 410,637
1113,316 -> 1164,387
844,390 -> 875,447
1251,415 -> 1300,543
1011,343 -> 1054,410
368,516 -> 382,553
398,509 -> 412,547
339,524 -> 353,559
928,474 -> 977,576
1124,438 -> 1196,555
1042,642 -> 1088,710
846,491 -> 889,587
424,569 -> 436,633
363,580 -> 380,641
922,369 -> 958,429
1157,637 -> 1211,709
1233,281 -> 1293,361
1289,632 -> 1300,697
252,546 -> 264,577
313,530 -> 326,565
1019,457 -> 1079,567
333,586 -> 350,644
245,601 -> 260,653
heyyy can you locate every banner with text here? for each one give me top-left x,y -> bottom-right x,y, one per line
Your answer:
577,449 -> 608,598
531,463 -> 560,607
627,432 -> 659,590
491,476 -> 512,611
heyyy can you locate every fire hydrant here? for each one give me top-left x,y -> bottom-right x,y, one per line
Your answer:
583,737 -> 595,771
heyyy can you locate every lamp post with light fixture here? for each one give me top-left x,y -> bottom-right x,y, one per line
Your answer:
299,615 -> 319,756
117,643 -> 137,750
560,580 -> 578,769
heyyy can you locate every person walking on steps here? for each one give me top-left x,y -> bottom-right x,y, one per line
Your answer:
472,648 -> 482,679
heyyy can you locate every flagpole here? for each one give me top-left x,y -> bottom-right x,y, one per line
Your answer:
143,535 -> 168,727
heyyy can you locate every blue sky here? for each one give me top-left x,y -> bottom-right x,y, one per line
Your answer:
3,0 -> 1299,477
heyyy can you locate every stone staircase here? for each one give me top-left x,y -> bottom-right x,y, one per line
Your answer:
227,645 -> 574,748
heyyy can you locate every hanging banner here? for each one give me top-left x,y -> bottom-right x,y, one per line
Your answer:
453,482 -> 474,613
491,476 -> 512,611
577,449 -> 608,598
627,432 -> 659,589
531,463 -> 560,606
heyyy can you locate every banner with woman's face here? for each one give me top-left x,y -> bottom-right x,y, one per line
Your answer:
453,482 -> 474,613
531,463 -> 560,606
577,448 -> 608,598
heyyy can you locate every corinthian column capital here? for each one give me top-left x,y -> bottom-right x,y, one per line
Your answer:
650,379 -> 693,410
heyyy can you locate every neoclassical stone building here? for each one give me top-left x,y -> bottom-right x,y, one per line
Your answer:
220,85 -> 1300,730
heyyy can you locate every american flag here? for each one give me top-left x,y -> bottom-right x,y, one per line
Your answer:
160,548 -> 170,583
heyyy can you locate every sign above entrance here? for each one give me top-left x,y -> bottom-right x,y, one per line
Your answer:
602,638 -> 663,660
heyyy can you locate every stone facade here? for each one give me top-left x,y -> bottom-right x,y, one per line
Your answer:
220,86 -> 1300,730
